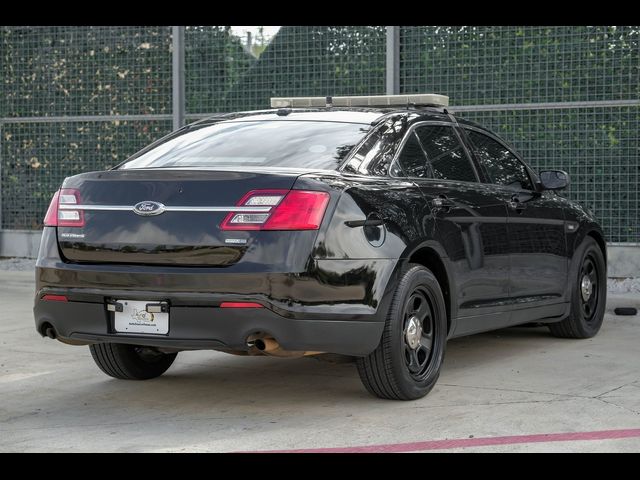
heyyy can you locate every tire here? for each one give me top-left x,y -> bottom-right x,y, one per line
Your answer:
357,264 -> 447,400
549,237 -> 606,339
89,343 -> 177,380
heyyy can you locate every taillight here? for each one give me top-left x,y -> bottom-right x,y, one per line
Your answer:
43,190 -> 60,227
43,188 -> 85,227
220,190 -> 330,231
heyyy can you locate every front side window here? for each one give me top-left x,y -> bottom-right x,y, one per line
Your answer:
414,125 -> 478,182
465,129 -> 534,190
121,120 -> 370,170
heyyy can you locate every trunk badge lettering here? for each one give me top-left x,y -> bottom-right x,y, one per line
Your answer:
133,201 -> 165,216
225,238 -> 248,245
60,232 -> 85,239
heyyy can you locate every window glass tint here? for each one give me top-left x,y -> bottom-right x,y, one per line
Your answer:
414,126 -> 477,182
397,132 -> 430,178
343,117 -> 407,177
343,129 -> 381,174
121,121 -> 369,170
466,130 -> 533,190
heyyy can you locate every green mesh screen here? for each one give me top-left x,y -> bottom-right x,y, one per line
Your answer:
401,26 -> 639,242
1,25 -> 638,242
400,26 -> 639,104
1,26 -> 172,117
456,107 -> 639,243
186,26 -> 386,113
1,120 -> 172,229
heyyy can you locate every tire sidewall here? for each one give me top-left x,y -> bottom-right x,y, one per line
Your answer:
388,266 -> 447,399
569,237 -> 606,337
90,343 -> 177,380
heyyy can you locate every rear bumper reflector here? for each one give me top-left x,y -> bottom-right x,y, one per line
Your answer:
41,295 -> 68,302
219,302 -> 263,309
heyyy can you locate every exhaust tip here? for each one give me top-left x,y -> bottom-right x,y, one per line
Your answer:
40,323 -> 58,340
248,336 -> 279,353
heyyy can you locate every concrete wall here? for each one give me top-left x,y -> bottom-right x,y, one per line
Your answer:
0,230 -> 42,259
1,229 -> 638,278
607,245 -> 640,278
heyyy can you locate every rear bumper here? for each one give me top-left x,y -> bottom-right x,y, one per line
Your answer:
34,298 -> 384,355
34,228 -> 397,356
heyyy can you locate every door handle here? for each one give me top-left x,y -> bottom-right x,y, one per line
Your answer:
345,218 -> 385,228
509,195 -> 526,211
431,195 -> 455,211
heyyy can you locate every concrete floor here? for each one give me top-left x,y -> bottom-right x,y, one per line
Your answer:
1,270 -> 639,453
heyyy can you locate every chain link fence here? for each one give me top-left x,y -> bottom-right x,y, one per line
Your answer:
1,26 -> 638,242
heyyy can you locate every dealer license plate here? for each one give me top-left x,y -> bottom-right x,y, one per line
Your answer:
114,300 -> 169,335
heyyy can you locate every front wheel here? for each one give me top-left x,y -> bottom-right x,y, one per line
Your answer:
89,343 -> 177,380
357,264 -> 447,400
549,237 -> 606,339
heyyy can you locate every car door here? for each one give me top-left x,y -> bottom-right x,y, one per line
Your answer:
393,122 -> 512,335
462,127 -> 568,320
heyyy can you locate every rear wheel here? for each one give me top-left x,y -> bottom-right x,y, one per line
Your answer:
89,343 -> 177,380
549,237 -> 606,339
357,264 -> 447,400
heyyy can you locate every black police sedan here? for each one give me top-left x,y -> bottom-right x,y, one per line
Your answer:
34,94 -> 606,400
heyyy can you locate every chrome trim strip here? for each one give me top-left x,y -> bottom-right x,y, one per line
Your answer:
59,205 -> 272,213
164,206 -> 272,212
59,205 -> 132,211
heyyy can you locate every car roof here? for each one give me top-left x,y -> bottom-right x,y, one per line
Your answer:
192,107 -> 452,127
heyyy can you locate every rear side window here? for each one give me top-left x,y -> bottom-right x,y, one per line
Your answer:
465,129 -> 534,190
343,129 -> 382,174
414,125 -> 477,182
121,121 -> 370,170
342,117 -> 407,177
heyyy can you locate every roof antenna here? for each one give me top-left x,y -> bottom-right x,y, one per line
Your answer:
326,96 -> 333,108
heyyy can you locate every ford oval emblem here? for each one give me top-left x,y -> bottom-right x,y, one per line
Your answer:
133,201 -> 165,216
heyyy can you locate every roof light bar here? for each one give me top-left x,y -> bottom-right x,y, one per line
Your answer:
270,94 -> 449,109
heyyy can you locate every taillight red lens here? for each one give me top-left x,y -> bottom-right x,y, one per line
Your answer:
44,188 -> 85,228
263,191 -> 330,230
220,190 -> 330,231
43,190 -> 60,227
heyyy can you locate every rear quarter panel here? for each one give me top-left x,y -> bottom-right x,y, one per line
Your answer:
297,173 -> 450,328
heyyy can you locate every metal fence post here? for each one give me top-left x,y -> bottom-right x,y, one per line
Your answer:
386,26 -> 400,95
172,26 -> 186,130
0,122 -> 3,229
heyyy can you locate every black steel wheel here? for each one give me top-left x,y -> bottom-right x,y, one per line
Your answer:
357,264 -> 447,400
579,255 -> 599,322
549,237 -> 606,339
402,288 -> 435,381
89,343 -> 177,380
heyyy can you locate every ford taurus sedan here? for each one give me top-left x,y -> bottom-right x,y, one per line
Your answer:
34,94 -> 607,400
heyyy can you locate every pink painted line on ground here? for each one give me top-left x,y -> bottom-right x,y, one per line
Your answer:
250,428 -> 640,453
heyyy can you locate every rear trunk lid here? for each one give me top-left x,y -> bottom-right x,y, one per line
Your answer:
57,168 -> 310,266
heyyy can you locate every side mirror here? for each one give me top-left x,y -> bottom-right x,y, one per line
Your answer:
539,170 -> 569,190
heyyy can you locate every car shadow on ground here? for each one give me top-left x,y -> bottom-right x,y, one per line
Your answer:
63,325 -> 562,408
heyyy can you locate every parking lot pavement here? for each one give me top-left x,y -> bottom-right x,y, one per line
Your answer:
1,270 -> 639,453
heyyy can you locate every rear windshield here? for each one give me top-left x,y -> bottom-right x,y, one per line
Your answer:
120,120 -> 371,170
